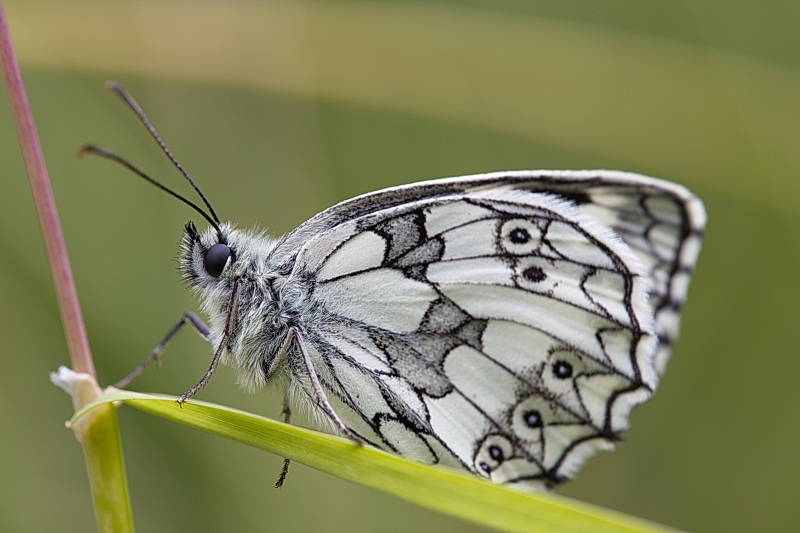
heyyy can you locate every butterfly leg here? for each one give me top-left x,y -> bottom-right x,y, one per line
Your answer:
274,392 -> 292,489
112,312 -> 211,389
290,327 -> 363,445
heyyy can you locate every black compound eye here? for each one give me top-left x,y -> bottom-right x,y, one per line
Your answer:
204,243 -> 231,278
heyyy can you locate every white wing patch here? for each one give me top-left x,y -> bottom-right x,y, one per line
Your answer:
257,170 -> 704,490
439,218 -> 500,260
317,230 -> 385,282
315,269 -> 437,333
424,200 -> 496,236
444,345 -> 520,417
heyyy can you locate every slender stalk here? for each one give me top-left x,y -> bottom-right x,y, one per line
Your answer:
0,3 -> 135,532
0,0 -> 94,377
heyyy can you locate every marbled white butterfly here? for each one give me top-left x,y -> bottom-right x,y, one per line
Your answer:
95,83 -> 705,490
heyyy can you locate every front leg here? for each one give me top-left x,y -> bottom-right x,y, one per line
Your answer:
176,277 -> 243,405
113,312 -> 212,389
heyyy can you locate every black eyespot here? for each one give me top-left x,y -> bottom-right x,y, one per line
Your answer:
508,228 -> 530,244
479,461 -> 491,473
523,410 -> 543,428
522,266 -> 546,282
204,243 -> 231,278
553,360 -> 573,379
488,445 -> 504,462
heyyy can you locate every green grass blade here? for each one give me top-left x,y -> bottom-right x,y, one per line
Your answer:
51,371 -> 136,533
77,402 -> 136,533
74,390 -> 684,533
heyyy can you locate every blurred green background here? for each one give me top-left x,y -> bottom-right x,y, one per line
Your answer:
1,1 -> 799,532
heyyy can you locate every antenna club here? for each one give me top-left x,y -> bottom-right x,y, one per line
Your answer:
76,144 -> 95,158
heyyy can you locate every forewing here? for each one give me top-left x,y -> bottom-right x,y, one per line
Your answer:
271,170 -> 704,375
289,188 -> 660,488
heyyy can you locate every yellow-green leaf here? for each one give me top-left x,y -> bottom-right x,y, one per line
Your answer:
74,390 -> 683,533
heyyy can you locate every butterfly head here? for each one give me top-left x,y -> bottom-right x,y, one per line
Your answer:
179,221 -> 279,287
180,221 -> 237,286
179,222 -> 243,346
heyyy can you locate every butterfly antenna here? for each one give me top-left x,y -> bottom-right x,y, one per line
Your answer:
78,144 -> 222,233
104,80 -> 222,226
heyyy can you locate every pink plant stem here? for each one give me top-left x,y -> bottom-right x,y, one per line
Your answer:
0,2 -> 95,378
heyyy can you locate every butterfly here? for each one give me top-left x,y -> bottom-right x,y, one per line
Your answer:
94,84 -> 705,491
179,170 -> 706,489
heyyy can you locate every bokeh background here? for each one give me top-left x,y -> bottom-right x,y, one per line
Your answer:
1,1 -> 799,532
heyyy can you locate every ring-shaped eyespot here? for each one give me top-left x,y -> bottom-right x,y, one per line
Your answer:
203,243 -> 231,278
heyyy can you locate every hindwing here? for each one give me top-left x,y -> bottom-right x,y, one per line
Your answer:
279,182 -> 685,488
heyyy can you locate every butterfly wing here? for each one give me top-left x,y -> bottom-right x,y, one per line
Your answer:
272,170 -> 705,375
274,174 -> 703,489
